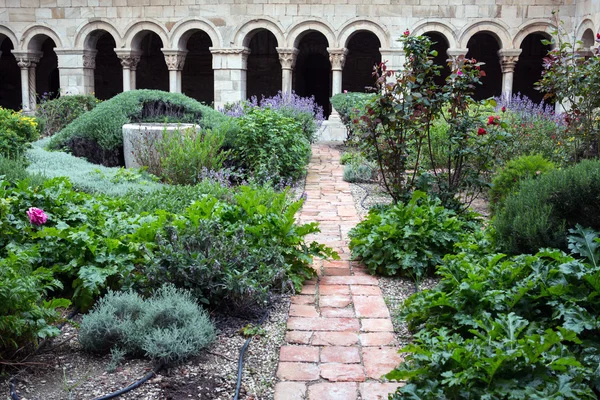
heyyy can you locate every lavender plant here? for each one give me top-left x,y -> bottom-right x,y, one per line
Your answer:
495,93 -> 571,165
222,91 -> 324,143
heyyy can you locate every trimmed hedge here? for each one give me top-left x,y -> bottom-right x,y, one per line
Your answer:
494,159 -> 600,254
48,90 -> 228,166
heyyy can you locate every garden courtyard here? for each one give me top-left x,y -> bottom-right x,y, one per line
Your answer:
2,27 -> 600,400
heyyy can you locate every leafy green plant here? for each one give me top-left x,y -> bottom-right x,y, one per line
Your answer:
388,226 -> 600,398
0,107 -> 39,159
48,90 -> 228,166
489,154 -> 555,213
0,247 -> 71,361
348,191 -> 472,281
154,126 -> 228,184
230,107 -> 311,184
35,94 -> 99,137
137,186 -> 338,307
330,92 -> 376,141
79,285 -> 215,366
494,159 -> 600,254
342,161 -> 378,183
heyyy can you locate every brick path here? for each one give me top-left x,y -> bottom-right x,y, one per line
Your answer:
274,144 -> 403,400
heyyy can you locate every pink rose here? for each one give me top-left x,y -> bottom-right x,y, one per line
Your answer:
27,207 -> 48,225
457,70 -> 463,76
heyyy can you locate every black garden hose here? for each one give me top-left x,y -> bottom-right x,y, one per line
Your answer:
93,364 -> 164,400
232,308 -> 270,400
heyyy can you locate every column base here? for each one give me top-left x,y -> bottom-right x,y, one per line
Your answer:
318,119 -> 347,142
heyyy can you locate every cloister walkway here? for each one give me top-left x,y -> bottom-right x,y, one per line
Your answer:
274,144 -> 403,400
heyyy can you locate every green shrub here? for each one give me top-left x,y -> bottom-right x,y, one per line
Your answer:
36,94 -> 99,137
330,92 -> 375,141
494,159 -> 600,254
343,161 -> 378,183
231,107 -> 311,183
137,186 -> 338,307
0,155 -> 29,182
489,154 -> 555,212
27,138 -> 162,196
48,90 -> 228,166
139,126 -> 228,185
0,107 -> 39,159
79,285 -> 215,366
349,191 -> 473,281
0,247 -> 71,361
389,227 -> 600,398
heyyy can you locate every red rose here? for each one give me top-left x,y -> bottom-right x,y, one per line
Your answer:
404,29 -> 410,36
501,106 -> 506,113
477,128 -> 487,136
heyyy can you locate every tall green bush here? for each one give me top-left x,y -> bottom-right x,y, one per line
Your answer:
35,94 -> 99,137
489,154 -> 555,213
231,107 -> 311,183
48,90 -> 228,166
494,159 -> 600,254
0,107 -> 39,159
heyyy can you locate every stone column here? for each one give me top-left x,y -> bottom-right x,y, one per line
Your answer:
116,50 -> 141,92
162,49 -> 188,93
379,48 -> 405,73
498,49 -> 522,102
446,48 -> 469,70
210,47 -> 250,110
82,50 -> 97,95
13,51 -> 42,112
276,47 -> 298,94
328,48 -> 348,97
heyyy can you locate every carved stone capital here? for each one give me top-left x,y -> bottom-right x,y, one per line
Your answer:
497,49 -> 522,74
327,47 -> 348,70
115,49 -> 142,70
276,47 -> 299,70
162,49 -> 188,71
13,51 -> 42,69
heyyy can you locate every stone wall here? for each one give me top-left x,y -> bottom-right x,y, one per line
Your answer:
0,0 -> 595,110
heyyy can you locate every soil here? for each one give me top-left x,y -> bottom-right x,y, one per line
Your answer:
2,296 -> 289,400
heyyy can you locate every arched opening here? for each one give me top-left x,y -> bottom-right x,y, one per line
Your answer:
342,31 -> 381,93
93,32 -> 122,100
513,33 -> 551,104
0,36 -> 21,110
181,30 -> 213,105
35,37 -> 59,100
136,32 -> 168,91
466,32 -> 502,100
294,31 -> 331,117
247,30 -> 281,100
423,32 -> 451,88
582,28 -> 595,49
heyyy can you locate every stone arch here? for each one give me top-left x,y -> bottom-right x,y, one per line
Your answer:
337,18 -> 390,49
411,20 -> 457,49
233,18 -> 285,48
20,24 -> 63,51
459,20 -> 511,49
286,19 -> 336,48
74,20 -> 122,50
512,20 -> 554,50
576,18 -> 595,44
123,19 -> 169,50
0,25 -> 19,51
170,18 -> 223,50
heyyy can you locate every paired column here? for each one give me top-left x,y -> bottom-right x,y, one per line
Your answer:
13,51 -> 42,112
210,47 -> 250,109
115,49 -> 141,92
276,47 -> 298,94
379,48 -> 406,74
446,48 -> 469,70
498,49 -> 521,102
162,49 -> 188,93
328,48 -> 348,97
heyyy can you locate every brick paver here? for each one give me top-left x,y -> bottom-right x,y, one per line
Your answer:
275,144 -> 403,400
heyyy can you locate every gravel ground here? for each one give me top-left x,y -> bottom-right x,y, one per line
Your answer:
2,296 -> 290,400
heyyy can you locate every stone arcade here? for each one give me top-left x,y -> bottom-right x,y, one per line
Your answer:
0,1 -> 597,116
